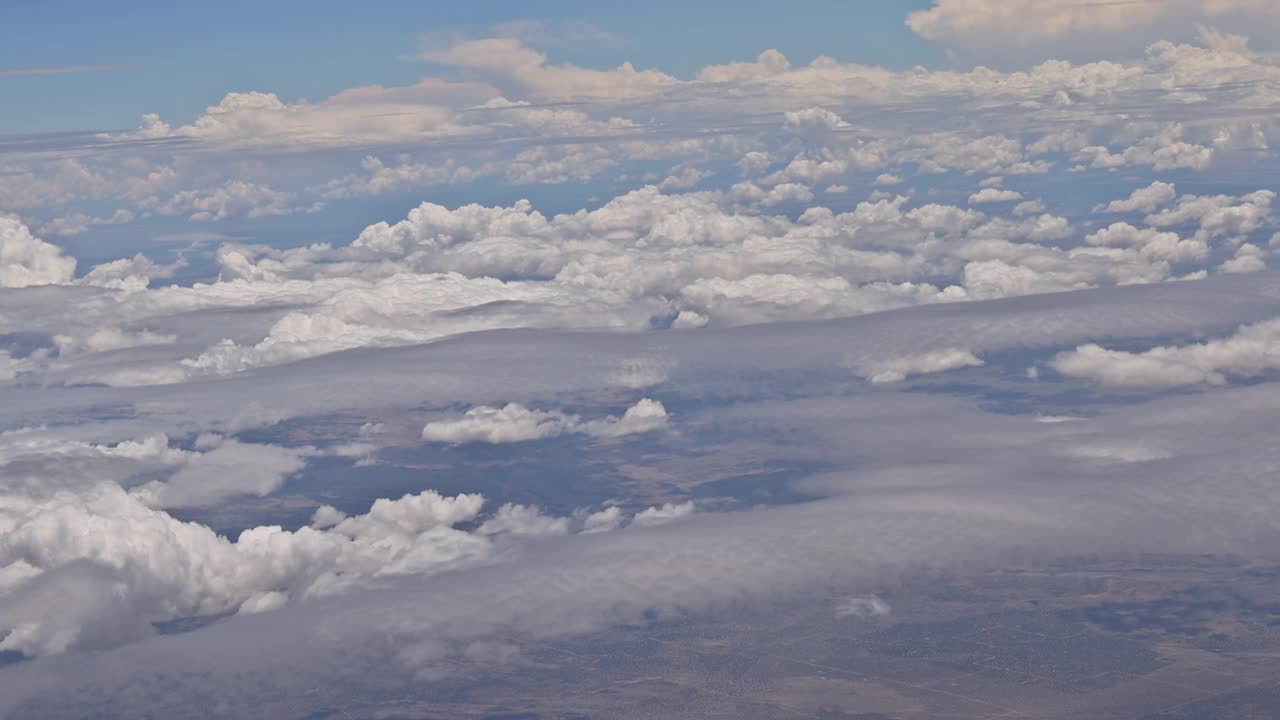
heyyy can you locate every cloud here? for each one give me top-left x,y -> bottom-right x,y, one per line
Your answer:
0,215 -> 76,288
421,403 -> 573,444
0,463 -> 685,660
145,180 -> 311,222
420,37 -> 679,102
422,398 -> 668,444
1097,181 -> 1178,214
835,595 -> 892,619
855,348 -> 985,384
968,188 -> 1024,204
1052,317 -> 1280,387
37,209 -> 133,238
906,0 -> 1280,48
630,500 -> 696,528
1145,189 -> 1274,241
129,439 -> 311,509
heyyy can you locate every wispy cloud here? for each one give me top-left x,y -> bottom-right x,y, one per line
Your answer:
0,62 -> 129,78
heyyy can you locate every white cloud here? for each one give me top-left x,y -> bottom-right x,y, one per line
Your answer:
630,500 -> 696,528
421,403 -> 573,444
657,166 -> 711,192
130,440 -> 311,509
1145,189 -> 1274,241
1052,317 -> 1280,387
38,209 -> 133,238
0,215 -> 76,288
147,180 -> 310,222
1220,243 -> 1268,274
420,38 -> 678,102
855,348 -> 985,384
422,399 -> 668,444
0,470 -> 664,658
968,188 -> 1023,204
1084,222 -> 1208,264
1098,181 -> 1178,214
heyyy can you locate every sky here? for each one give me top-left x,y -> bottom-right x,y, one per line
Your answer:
1,1 -> 940,133
4,1 -> 1280,717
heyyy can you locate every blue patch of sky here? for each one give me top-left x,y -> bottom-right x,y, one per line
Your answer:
2,0 -> 939,134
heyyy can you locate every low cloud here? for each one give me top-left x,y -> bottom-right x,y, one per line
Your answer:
422,398 -> 669,444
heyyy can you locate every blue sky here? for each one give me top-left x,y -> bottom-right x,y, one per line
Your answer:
1,0 -> 939,133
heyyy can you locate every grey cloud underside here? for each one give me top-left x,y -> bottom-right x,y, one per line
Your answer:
4,272 -> 1280,716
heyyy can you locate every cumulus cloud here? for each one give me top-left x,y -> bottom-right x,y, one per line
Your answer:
421,399 -> 668,444
420,37 -> 678,102
146,180 -> 312,222
421,403 -> 573,444
1145,189 -> 1275,241
1052,317 -> 1280,387
0,471 -> 688,659
0,216 -> 76,288
969,188 -> 1023,204
630,500 -> 696,528
1098,181 -> 1178,214
854,348 -> 985,384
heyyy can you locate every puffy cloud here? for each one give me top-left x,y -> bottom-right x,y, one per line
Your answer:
1220,243 -> 1268,273
1098,181 -> 1178,214
37,209 -> 133,238
146,180 -> 311,222
421,403 -> 573,444
0,216 -> 76,288
1084,222 -> 1208,265
1052,317 -> 1280,387
0,471 -> 674,658
477,504 -> 570,538
580,506 -> 624,534
968,188 -> 1023,204
657,165 -> 711,192
630,501 -> 696,528
855,348 -> 985,384
1145,189 -> 1275,241
422,399 -> 668,444
420,38 -> 678,102
578,398 -> 670,438
1075,130 -> 1215,172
